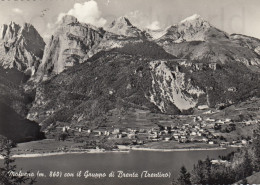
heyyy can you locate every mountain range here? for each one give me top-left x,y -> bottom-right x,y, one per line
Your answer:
0,14 -> 260,141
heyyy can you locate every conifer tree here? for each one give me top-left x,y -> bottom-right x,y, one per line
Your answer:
204,156 -> 212,183
190,160 -> 206,184
241,150 -> 253,178
0,138 -> 36,185
173,166 -> 191,185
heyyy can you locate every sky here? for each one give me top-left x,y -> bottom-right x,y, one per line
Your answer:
0,0 -> 259,41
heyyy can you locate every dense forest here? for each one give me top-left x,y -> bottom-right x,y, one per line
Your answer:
173,124 -> 260,185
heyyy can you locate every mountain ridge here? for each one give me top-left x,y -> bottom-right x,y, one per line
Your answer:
0,14 -> 260,140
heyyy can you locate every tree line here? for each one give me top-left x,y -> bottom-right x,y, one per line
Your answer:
173,123 -> 260,185
0,137 -> 36,185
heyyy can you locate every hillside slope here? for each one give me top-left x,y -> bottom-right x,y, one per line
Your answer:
27,41 -> 260,130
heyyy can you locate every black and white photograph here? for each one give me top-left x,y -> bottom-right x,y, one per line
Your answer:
0,0 -> 260,184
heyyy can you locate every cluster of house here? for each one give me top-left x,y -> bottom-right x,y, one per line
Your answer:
242,120 -> 259,126
148,117 -> 221,144
147,116 -> 237,144
59,115 -> 257,146
61,126 -> 144,143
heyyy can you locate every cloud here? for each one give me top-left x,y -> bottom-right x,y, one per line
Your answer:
43,22 -> 59,42
42,33 -> 51,41
146,21 -> 161,30
12,8 -> 23,14
47,23 -> 55,29
57,0 -> 107,27
125,10 -> 161,30
125,10 -> 144,26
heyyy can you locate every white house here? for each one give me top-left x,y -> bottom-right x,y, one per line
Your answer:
198,105 -> 209,110
241,140 -> 248,145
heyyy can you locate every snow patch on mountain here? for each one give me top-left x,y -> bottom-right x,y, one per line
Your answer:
180,14 -> 202,23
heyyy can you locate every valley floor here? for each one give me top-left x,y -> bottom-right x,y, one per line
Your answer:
8,97 -> 260,158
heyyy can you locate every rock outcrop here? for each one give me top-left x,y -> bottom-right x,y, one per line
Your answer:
34,15 -> 152,82
35,15 -> 105,81
231,34 -> 260,56
148,60 -> 204,113
0,22 -> 45,76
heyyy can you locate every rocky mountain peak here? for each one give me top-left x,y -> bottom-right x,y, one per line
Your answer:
60,15 -> 78,25
109,16 -> 132,28
156,14 -> 227,43
0,21 -> 45,51
19,23 -> 45,58
0,21 -> 20,41
155,14 -> 259,69
180,14 -> 204,23
179,14 -> 210,31
34,15 -> 104,81
9,21 -> 21,31
21,22 -> 36,32
106,16 -> 146,38
0,21 -> 45,76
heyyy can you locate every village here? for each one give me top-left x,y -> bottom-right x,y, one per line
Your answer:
56,113 -> 259,149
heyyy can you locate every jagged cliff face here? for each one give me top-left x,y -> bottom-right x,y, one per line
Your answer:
0,22 -> 45,76
85,17 -> 151,60
85,32 -> 144,61
34,16 -> 152,82
148,60 -> 204,113
35,15 -> 104,81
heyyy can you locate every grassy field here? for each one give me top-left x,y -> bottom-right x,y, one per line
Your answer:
12,139 -> 86,155
141,141 -> 219,149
